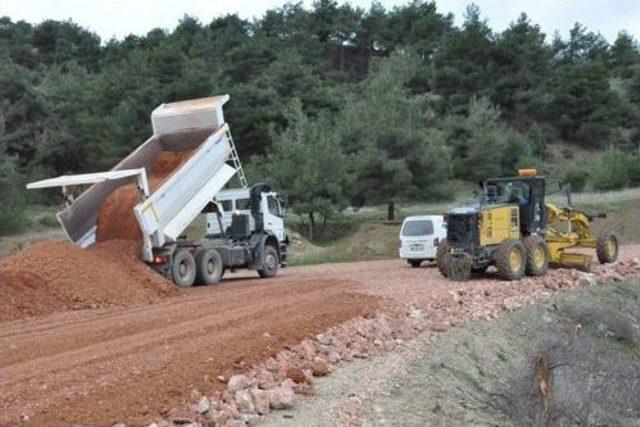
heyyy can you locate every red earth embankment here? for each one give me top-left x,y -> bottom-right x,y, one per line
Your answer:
0,149 -> 194,321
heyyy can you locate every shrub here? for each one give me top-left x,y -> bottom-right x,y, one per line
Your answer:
589,149 -> 638,191
563,168 -> 590,192
0,157 -> 29,235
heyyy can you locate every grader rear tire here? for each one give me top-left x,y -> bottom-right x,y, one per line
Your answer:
495,239 -> 526,281
523,235 -> 549,276
596,230 -> 619,264
436,238 -> 451,277
445,254 -> 472,282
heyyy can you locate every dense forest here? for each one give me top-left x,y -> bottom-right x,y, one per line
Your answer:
1,1 -> 639,234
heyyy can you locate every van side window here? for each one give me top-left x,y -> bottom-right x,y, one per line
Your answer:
235,198 -> 251,210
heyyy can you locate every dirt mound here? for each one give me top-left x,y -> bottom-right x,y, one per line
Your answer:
0,240 -> 180,321
96,149 -> 193,241
0,149 -> 196,321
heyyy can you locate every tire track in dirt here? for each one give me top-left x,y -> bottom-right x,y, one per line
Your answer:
0,277 -> 378,425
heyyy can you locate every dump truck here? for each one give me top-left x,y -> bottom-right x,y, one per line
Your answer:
27,95 -> 289,287
437,169 -> 619,281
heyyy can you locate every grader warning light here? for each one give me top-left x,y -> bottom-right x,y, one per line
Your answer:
518,168 -> 538,177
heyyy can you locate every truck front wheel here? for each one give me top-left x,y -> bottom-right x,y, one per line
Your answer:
196,249 -> 223,285
258,245 -> 279,278
172,249 -> 196,287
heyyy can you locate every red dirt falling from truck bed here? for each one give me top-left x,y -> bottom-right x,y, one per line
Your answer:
96,149 -> 194,242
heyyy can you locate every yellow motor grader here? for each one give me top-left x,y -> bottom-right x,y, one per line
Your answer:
437,169 -> 619,281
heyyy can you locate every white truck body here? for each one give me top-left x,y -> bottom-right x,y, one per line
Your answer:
27,96 -> 289,286
399,215 -> 446,265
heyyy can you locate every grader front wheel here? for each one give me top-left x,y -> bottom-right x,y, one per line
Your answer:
596,230 -> 619,264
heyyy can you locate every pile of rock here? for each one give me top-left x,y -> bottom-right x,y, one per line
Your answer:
138,258 -> 639,427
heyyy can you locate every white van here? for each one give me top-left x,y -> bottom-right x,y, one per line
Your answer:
399,215 -> 446,267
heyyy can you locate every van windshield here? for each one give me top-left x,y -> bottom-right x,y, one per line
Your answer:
402,220 -> 433,236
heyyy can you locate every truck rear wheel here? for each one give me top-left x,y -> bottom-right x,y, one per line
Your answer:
596,230 -> 619,264
196,249 -> 223,285
258,245 -> 279,278
523,235 -> 549,276
172,249 -> 196,287
495,239 -> 526,281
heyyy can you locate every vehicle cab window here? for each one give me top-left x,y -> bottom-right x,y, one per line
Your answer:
219,200 -> 232,212
235,198 -> 251,210
402,220 -> 434,236
267,195 -> 281,217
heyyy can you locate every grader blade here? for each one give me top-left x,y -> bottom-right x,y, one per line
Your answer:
551,252 -> 593,272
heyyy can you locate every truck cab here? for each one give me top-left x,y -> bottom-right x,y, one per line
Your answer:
206,188 -> 287,243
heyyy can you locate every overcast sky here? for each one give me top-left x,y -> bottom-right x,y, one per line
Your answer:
1,0 -> 638,43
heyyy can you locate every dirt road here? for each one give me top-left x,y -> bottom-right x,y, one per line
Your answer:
0,277 -> 377,425
1,246 -> 639,425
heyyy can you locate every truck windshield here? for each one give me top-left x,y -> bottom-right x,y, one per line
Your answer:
402,220 -> 433,236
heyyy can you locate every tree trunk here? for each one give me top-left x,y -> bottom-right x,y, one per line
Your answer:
387,201 -> 395,221
308,212 -> 316,241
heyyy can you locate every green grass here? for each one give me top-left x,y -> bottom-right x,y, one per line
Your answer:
496,351 -> 509,363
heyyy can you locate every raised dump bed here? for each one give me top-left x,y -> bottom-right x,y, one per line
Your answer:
28,95 -> 289,287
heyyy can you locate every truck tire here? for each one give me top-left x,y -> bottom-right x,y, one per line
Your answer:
436,238 -> 451,277
495,239 -> 526,281
596,229 -> 619,264
523,235 -> 549,276
171,249 -> 196,287
195,249 -> 223,285
258,245 -> 279,278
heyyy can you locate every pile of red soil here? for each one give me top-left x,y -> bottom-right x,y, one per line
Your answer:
0,240 -> 180,321
96,149 -> 194,241
0,149 -> 195,322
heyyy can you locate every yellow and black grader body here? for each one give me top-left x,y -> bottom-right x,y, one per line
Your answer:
437,169 -> 619,281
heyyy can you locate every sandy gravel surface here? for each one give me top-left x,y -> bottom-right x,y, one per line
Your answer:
1,245 -> 638,425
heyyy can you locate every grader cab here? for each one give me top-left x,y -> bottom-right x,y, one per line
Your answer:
437,169 -> 619,281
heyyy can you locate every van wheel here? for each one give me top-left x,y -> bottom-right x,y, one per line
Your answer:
196,249 -> 223,285
172,249 -> 196,287
258,245 -> 279,278
409,259 -> 422,268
